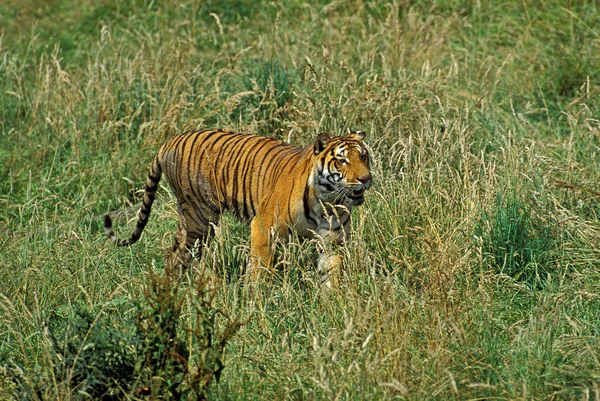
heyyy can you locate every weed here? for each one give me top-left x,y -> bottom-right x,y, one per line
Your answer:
135,270 -> 243,400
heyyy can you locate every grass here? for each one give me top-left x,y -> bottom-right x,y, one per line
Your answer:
1,0 -> 600,399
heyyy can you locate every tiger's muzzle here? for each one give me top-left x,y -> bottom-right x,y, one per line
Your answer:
346,173 -> 372,206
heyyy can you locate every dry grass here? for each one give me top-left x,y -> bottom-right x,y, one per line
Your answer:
1,0 -> 600,399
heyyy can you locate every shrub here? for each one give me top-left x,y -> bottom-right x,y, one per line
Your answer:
2,304 -> 137,400
136,271 -> 243,400
2,272 -> 242,400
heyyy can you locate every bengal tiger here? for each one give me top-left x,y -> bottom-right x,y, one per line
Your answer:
104,128 -> 372,286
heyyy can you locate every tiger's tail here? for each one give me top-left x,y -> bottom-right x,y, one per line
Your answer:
104,155 -> 162,247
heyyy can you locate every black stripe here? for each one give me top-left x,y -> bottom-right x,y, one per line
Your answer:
146,181 -> 158,192
255,139 -> 282,169
220,137 -> 247,214
140,202 -> 151,215
340,213 -> 350,227
212,134 -> 245,206
188,197 -> 219,224
204,131 -> 235,160
184,131 -> 212,207
303,183 -> 318,227
229,135 -> 257,220
257,143 -> 290,188
143,192 -> 155,208
184,131 -> 203,174
185,209 -> 210,229
163,132 -> 190,155
317,178 -> 335,191
185,229 -> 204,246
240,138 -> 273,219
266,147 -> 301,186
326,156 -> 338,175
287,173 -> 297,221
169,134 -> 191,193
149,159 -> 162,182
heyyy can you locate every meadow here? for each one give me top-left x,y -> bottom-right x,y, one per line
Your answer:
1,0 -> 600,399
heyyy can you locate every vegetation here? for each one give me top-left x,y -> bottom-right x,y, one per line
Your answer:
1,0 -> 600,399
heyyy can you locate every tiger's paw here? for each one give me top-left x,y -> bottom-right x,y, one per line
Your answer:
318,254 -> 343,289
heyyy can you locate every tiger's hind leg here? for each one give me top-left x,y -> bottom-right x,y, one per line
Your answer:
165,220 -> 192,276
165,203 -> 220,276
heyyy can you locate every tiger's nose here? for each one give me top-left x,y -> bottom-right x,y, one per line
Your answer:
358,173 -> 372,188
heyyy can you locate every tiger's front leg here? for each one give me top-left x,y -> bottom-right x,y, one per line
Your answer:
248,216 -> 276,281
315,208 -> 352,288
317,253 -> 343,288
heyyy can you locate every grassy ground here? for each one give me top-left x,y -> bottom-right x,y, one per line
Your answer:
1,0 -> 600,399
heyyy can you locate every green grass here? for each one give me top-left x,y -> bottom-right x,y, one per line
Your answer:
1,0 -> 600,399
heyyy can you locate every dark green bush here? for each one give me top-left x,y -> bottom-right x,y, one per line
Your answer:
2,272 -> 242,400
2,304 -> 137,400
474,190 -> 558,289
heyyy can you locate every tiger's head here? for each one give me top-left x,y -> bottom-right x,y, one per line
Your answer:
312,130 -> 373,207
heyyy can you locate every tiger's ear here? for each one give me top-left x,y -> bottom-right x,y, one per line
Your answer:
314,133 -> 331,154
350,130 -> 366,140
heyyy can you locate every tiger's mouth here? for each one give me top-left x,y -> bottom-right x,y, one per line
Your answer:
346,188 -> 365,205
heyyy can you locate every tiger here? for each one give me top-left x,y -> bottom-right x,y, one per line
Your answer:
104,128 -> 373,286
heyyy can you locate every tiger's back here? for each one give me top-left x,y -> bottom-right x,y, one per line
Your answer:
159,129 -> 307,223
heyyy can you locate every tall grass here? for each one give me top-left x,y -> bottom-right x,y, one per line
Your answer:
1,0 -> 600,399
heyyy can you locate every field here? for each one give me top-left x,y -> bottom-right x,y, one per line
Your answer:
1,0 -> 600,399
